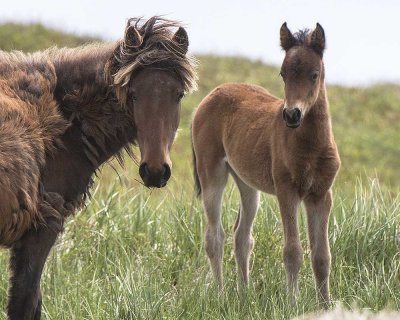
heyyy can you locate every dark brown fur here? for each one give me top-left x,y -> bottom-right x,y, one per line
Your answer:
0,16 -> 197,319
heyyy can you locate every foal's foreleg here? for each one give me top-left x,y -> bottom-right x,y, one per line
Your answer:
7,193 -> 69,320
304,190 -> 333,306
231,173 -> 259,290
199,161 -> 228,289
277,189 -> 302,304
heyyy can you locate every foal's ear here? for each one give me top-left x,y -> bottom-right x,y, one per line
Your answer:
309,23 -> 325,57
280,22 -> 296,51
173,27 -> 189,54
124,21 -> 143,48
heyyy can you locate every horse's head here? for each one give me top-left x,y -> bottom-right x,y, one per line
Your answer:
279,22 -> 325,128
106,17 -> 197,188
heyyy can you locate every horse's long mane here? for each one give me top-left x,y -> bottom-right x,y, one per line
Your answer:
105,16 -> 198,105
0,17 -> 198,196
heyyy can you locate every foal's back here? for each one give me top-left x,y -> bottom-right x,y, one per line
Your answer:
192,82 -> 282,194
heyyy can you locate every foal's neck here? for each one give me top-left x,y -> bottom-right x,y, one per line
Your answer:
298,83 -> 333,145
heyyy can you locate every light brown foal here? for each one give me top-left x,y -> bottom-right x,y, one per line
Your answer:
191,23 -> 340,305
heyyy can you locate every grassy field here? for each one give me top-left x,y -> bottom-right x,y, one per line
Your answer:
1,179 -> 398,319
0,23 -> 399,319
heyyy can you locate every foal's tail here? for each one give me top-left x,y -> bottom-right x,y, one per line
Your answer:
191,125 -> 201,198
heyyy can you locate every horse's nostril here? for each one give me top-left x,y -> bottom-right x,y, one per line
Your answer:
139,163 -> 150,180
163,164 -> 171,181
144,164 -> 150,176
139,162 -> 171,187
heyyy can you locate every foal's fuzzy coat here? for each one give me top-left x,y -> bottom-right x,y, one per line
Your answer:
192,23 -> 340,305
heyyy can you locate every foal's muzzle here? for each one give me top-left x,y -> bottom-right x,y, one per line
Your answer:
283,107 -> 302,128
139,163 -> 171,188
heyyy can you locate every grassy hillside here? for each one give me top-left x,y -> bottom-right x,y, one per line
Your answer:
0,23 -> 398,319
0,22 -> 99,51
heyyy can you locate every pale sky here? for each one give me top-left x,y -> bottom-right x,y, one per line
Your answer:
1,0 -> 399,86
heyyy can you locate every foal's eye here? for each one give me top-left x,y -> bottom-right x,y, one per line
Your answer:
311,71 -> 319,82
132,95 -> 137,102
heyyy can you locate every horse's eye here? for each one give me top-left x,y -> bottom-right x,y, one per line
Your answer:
311,71 -> 319,82
177,92 -> 185,101
132,95 -> 137,102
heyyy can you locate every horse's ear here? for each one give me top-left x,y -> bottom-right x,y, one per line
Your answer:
280,22 -> 296,51
309,23 -> 325,57
173,27 -> 189,54
124,21 -> 143,48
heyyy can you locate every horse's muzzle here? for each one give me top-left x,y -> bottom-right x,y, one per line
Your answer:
139,163 -> 171,188
282,107 -> 302,128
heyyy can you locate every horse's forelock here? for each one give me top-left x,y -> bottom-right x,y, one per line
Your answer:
105,16 -> 198,106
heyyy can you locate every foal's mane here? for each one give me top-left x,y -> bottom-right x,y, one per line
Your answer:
291,29 -> 311,46
105,16 -> 198,105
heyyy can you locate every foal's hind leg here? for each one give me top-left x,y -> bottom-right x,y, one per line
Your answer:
276,187 -> 303,304
7,193 -> 69,320
304,190 -> 333,306
198,159 -> 228,289
230,171 -> 259,291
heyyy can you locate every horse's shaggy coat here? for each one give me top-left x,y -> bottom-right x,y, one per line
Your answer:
0,53 -> 69,246
0,17 -> 197,319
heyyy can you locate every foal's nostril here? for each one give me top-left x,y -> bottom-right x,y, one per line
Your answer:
292,108 -> 301,122
283,107 -> 301,124
282,108 -> 288,121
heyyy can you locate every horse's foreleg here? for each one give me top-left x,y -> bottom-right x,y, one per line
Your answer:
277,188 -> 302,304
199,160 -> 228,290
231,171 -> 259,292
8,224 -> 60,320
304,190 -> 332,307
7,193 -> 68,320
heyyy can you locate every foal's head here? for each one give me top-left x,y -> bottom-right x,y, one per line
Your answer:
106,17 -> 197,188
279,23 -> 326,128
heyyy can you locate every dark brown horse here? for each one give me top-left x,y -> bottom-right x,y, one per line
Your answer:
192,23 -> 340,305
0,17 -> 197,319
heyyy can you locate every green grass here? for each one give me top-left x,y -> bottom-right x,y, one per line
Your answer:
1,178 -> 398,319
0,23 -> 399,319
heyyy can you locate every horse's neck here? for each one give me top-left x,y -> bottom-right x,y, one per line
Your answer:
51,43 -> 115,107
51,43 -> 135,167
